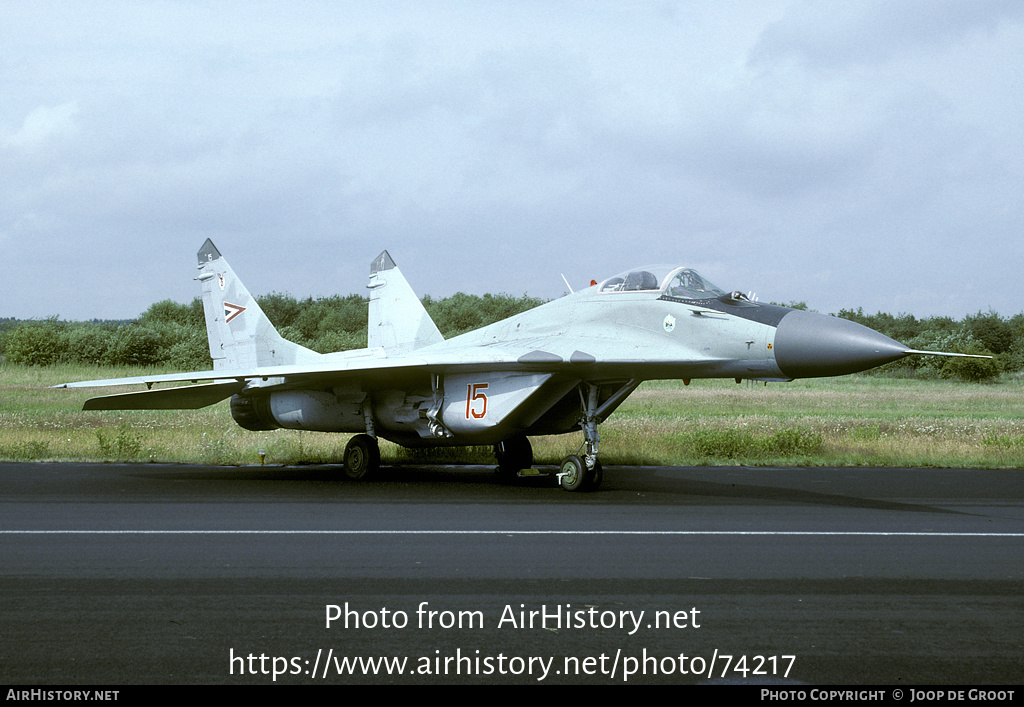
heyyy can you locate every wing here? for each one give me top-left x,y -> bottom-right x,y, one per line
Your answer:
54,352 -> 433,410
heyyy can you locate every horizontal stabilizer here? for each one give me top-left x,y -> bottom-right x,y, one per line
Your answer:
83,381 -> 246,411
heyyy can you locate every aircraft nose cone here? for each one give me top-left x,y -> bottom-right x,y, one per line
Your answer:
773,310 -> 910,378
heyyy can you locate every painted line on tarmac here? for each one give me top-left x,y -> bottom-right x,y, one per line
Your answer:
2,530 -> 1023,537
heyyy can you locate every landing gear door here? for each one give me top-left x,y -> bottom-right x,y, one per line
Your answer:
442,372 -> 552,436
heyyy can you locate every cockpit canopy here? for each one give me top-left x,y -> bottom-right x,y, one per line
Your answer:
598,265 -> 727,300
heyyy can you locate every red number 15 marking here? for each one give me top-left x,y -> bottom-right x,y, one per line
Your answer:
465,383 -> 488,420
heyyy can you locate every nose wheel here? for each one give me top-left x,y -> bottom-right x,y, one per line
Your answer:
558,454 -> 602,491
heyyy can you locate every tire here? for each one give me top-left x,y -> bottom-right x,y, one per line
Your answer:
558,454 -> 588,491
344,434 -> 380,481
494,436 -> 533,482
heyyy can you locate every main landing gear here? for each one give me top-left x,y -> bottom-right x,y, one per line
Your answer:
494,436 -> 533,483
343,433 -> 380,480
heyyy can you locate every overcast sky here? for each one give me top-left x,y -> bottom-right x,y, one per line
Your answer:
3,1 -> 1022,322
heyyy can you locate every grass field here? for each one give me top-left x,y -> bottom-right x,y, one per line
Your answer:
2,363 -> 1023,468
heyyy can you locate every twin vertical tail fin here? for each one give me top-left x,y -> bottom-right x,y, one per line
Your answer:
196,239 -> 321,370
367,251 -> 444,354
195,242 -> 439,367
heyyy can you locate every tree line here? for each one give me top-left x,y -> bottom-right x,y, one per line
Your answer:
0,292 -> 546,370
833,307 -> 1012,382
1,294 -> 1019,382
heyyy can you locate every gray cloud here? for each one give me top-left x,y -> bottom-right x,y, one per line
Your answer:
1,1 -> 1021,321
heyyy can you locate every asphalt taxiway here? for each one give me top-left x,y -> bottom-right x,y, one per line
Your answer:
1,462 -> 1021,684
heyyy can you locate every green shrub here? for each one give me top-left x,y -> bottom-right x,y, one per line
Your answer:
940,343 -> 1000,382
103,326 -> 161,366
4,321 -> 67,366
140,298 -> 204,328
768,428 -> 823,455
65,324 -> 115,364
96,424 -> 143,460
672,427 -> 822,461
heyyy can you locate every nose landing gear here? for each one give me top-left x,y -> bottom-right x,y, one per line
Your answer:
557,383 -> 605,492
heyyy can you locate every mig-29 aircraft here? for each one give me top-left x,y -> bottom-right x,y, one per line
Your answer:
57,240 -> 985,491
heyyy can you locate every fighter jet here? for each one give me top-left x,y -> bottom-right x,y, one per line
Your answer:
57,240 -> 986,491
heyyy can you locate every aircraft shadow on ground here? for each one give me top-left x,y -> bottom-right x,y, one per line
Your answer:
127,463 -> 964,514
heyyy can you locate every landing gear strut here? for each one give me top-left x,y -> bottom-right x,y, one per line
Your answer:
558,383 -> 604,492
